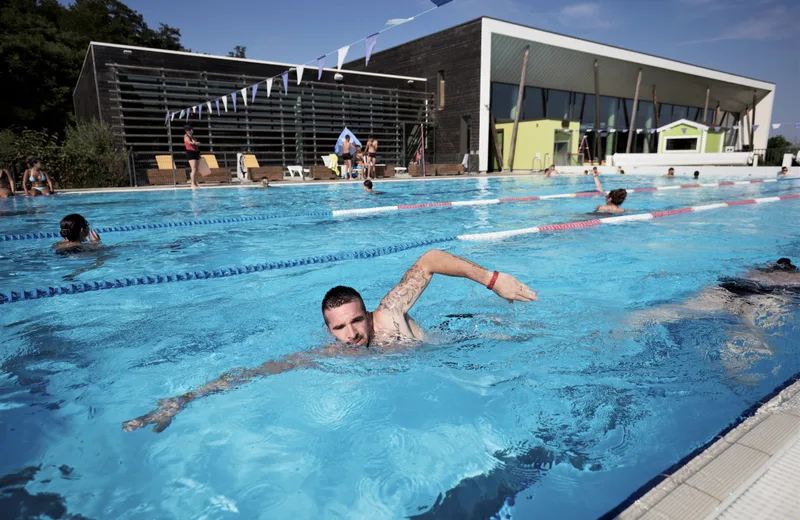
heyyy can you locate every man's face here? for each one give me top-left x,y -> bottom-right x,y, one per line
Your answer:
592,167 -> 598,174
324,301 -> 371,346
668,169 -> 674,175
782,168 -> 788,174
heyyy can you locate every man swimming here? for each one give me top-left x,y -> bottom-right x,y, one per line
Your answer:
664,167 -> 675,178
592,171 -> 627,214
122,249 -> 537,432
362,179 -> 383,194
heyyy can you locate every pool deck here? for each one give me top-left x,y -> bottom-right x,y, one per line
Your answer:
614,376 -> 800,520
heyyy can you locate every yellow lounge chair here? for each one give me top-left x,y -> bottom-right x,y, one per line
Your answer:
144,155 -> 187,185
242,155 -> 283,182
199,154 -> 229,183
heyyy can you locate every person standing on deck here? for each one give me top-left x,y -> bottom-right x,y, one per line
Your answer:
342,135 -> 355,179
184,125 -> 201,188
365,136 -> 378,180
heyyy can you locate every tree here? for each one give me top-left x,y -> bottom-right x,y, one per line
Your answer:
0,0 -> 186,135
228,45 -> 246,58
767,135 -> 791,149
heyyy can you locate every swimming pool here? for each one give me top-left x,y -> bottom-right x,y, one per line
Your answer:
2,175 -> 799,519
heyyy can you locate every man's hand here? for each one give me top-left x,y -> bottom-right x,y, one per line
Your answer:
491,273 -> 538,303
122,397 -> 189,433
89,230 -> 100,243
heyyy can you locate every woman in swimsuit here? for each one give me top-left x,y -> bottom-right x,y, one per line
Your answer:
22,158 -> 54,196
53,214 -> 101,252
184,125 -> 201,188
0,169 -> 14,198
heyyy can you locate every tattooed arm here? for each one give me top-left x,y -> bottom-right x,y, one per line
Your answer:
376,250 -> 537,318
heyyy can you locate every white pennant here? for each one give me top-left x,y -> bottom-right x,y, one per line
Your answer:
772,123 -> 781,129
296,65 -> 305,85
222,96 -> 228,112
266,78 -> 273,98
191,106 -> 196,114
241,88 -> 248,106
170,113 -> 175,121
206,101 -> 212,115
337,46 -> 349,70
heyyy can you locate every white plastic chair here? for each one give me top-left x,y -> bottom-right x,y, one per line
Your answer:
286,165 -> 308,179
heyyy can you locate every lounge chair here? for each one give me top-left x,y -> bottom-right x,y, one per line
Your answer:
434,163 -> 465,176
286,165 -> 309,179
242,155 -> 283,182
199,155 -> 229,183
144,155 -> 187,185
310,165 -> 338,180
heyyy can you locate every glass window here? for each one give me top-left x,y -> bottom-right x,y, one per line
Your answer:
523,86 -> 545,120
546,89 -> 571,121
571,93 -> 585,121
491,83 -> 518,121
706,109 -> 715,123
637,100 -> 655,129
658,104 -> 672,126
688,107 -> 700,121
672,105 -> 688,122
599,96 -> 617,128
666,137 -> 698,151
618,99 -> 633,129
582,94 -> 596,127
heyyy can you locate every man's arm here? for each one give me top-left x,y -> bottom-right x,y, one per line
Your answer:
377,250 -> 537,317
122,351 -> 319,433
593,173 -> 605,193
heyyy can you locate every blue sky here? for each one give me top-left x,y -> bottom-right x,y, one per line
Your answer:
125,0 -> 798,139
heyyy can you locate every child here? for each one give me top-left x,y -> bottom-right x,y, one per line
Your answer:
54,214 -> 101,252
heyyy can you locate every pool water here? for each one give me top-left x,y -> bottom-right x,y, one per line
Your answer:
1,175 -> 799,519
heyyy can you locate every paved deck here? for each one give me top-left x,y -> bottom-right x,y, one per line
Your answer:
616,377 -> 800,520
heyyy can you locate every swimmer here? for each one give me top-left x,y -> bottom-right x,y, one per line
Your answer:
0,169 -> 14,198
53,214 -> 101,252
122,249 -> 537,432
260,179 -> 270,188
22,158 -> 55,196
584,170 -> 589,175
694,171 -> 700,180
664,167 -> 675,178
362,179 -> 383,194
544,165 -> 559,177
592,166 -> 599,176
592,171 -> 626,214
778,166 -> 788,177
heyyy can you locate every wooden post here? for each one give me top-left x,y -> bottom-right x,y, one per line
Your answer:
490,117 -> 504,172
652,85 -> 659,130
507,46 -> 530,172
593,60 -> 601,163
750,92 -> 757,149
714,102 -> 721,125
167,117 -> 176,186
626,69 -> 642,154
703,87 -> 710,122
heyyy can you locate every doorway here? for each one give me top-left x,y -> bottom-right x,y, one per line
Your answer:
553,130 -> 571,166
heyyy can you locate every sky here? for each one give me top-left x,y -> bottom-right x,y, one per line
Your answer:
124,0 -> 799,139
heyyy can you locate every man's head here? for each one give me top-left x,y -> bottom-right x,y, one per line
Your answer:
667,168 -> 675,176
363,180 -> 373,191
322,286 -> 372,346
776,258 -> 797,271
693,171 -> 700,179
60,213 -> 90,242
345,135 -> 351,142
781,167 -> 788,175
592,167 -> 598,174
584,170 -> 589,175
607,189 -> 627,206
184,124 -> 193,134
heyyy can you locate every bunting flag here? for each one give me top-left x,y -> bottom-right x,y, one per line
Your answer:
650,129 -> 656,133
585,129 -> 593,133
179,110 -> 185,119
609,129 -> 616,133
429,0 -> 454,5
796,123 -> 800,129
206,101 -> 212,115
251,83 -> 259,103
752,125 -> 759,132
266,78 -> 273,98
222,96 -> 228,112
191,106 -> 196,114
198,103 -> 202,118
365,33 -> 379,65
296,65 -> 305,85
241,88 -> 248,107
185,110 -> 189,122
622,128 -> 628,133
636,129 -> 642,134
281,72 -> 289,95
714,126 -> 720,132
232,91 -> 237,112
386,18 -> 411,26
337,46 -> 349,70
164,111 -> 169,125
317,56 -> 325,80
772,123 -> 781,130
681,127 -> 687,134
170,112 -> 175,121
215,99 -> 221,115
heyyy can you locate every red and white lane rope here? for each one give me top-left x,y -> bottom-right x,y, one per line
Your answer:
330,178 -> 791,217
456,193 -> 800,241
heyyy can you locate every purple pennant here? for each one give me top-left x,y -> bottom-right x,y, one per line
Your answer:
185,110 -> 189,122
231,91 -> 237,112
251,83 -> 259,103
365,33 -> 379,65
714,126 -> 721,132
164,111 -> 169,125
215,99 -> 220,116
281,72 -> 289,94
317,56 -> 325,80
681,127 -> 687,134
429,0 -> 453,5
752,124 -> 759,132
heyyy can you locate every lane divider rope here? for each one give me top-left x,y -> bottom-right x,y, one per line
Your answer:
3,193 -> 799,305
2,178 -> 794,242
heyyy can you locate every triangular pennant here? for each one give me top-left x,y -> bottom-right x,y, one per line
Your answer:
772,123 -> 781,130
198,104 -> 202,118
609,129 -> 616,133
636,129 -> 642,134
386,18 -> 411,26
251,83 -> 259,103
222,96 -> 228,112
714,126 -> 720,132
215,99 -> 221,116
337,46 -> 349,70
179,110 -> 185,119
681,127 -> 687,134
429,0 -> 454,5
206,101 -> 212,115
266,78 -> 273,98
240,88 -> 248,107
191,106 -> 196,114
232,91 -> 237,112
796,123 -> 800,129
317,56 -> 325,80
281,72 -> 289,94
296,66 -> 304,85
650,128 -> 656,133
752,124 -> 759,132
170,112 -> 175,121
365,33 -> 379,65
185,110 -> 189,122
164,111 -> 170,125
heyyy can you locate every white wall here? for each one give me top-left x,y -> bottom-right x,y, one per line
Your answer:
753,89 -> 775,150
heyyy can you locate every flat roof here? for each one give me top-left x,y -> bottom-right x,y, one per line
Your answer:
86,41 -> 428,83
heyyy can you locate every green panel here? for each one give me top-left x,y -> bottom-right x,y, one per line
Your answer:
705,131 -> 723,153
659,123 -> 704,153
497,120 -> 580,170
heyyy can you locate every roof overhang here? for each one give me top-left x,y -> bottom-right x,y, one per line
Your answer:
485,18 -> 774,114
657,119 -> 713,132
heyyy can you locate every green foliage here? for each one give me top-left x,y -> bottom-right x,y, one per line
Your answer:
0,0 -> 185,135
228,45 -> 247,58
767,135 -> 792,149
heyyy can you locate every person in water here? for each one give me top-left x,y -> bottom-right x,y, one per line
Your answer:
122,249 -> 537,432
592,171 -> 627,214
362,180 -> 383,194
664,168 -> 675,178
0,169 -> 14,198
22,158 -> 55,196
54,214 -> 101,252
694,171 -> 700,180
778,166 -> 789,177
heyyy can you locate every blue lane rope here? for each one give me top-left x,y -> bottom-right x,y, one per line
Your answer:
0,236 -> 456,305
0,210 -> 335,242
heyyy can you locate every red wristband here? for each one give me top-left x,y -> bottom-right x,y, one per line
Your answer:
486,271 -> 499,290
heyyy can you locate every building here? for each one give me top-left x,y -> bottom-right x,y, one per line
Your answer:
351,17 -> 775,172
73,42 -> 432,174
73,17 -> 775,175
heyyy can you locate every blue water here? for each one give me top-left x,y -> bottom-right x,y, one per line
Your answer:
1,175 -> 799,519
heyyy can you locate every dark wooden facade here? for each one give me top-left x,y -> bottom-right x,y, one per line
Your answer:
346,19 -> 483,165
74,43 -> 432,171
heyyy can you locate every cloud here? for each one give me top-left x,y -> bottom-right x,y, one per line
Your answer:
557,3 -> 612,29
678,4 -> 792,45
